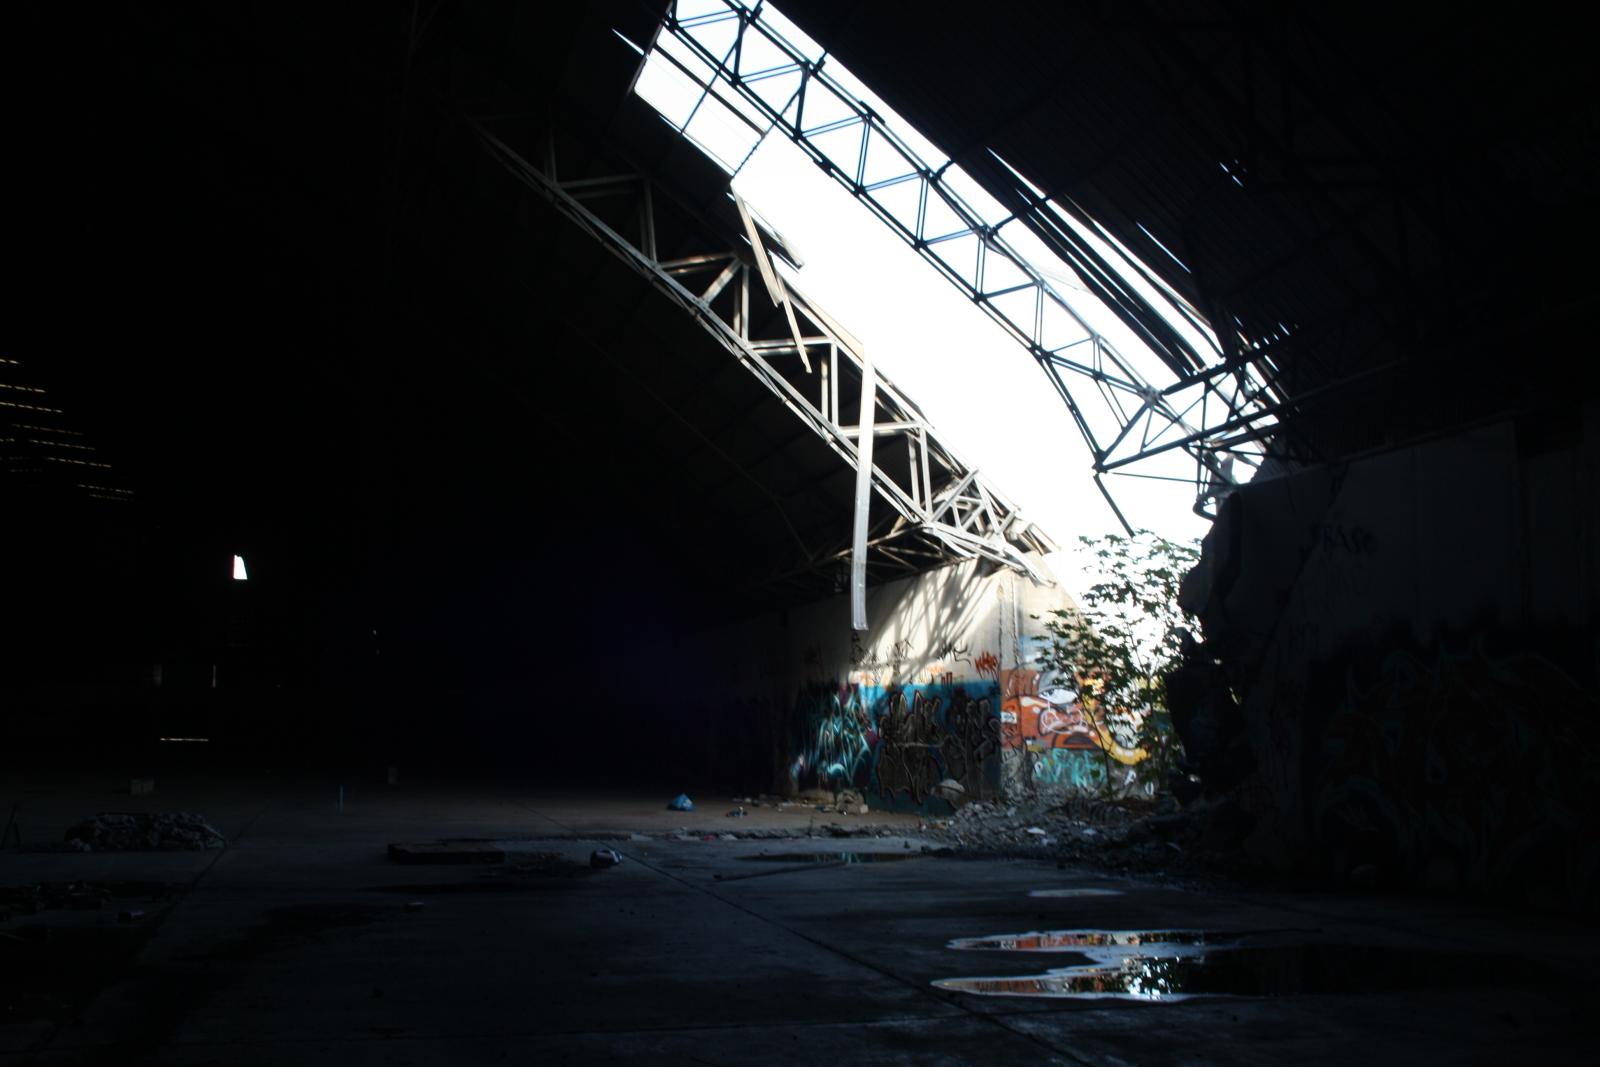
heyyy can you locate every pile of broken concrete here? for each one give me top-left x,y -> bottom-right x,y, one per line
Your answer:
63,812 -> 226,852
924,792 -> 1267,884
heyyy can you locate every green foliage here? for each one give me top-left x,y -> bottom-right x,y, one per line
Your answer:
1035,531 -> 1201,793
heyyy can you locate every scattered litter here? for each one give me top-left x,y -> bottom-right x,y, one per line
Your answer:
589,848 -> 622,869
116,909 -> 145,923
64,813 -> 225,853
628,833 -> 651,842
1026,827 -> 1047,836
404,900 -> 428,911
726,806 -> 746,818
667,794 -> 695,812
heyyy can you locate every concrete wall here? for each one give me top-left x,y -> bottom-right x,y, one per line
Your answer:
708,552 -> 1155,811
1190,405 -> 1600,907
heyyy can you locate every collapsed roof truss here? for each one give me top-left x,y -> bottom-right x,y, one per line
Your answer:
474,120 -> 1053,589
653,0 -> 1300,523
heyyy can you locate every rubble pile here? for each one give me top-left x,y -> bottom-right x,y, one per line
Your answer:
924,794 -> 1259,881
63,813 -> 226,852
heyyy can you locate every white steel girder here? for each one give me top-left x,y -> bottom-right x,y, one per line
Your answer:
474,122 -> 1054,590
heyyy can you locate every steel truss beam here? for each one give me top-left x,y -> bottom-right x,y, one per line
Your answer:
473,120 -> 1053,587
652,0 -> 1299,522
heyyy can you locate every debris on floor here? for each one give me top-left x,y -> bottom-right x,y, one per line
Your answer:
589,848 -> 622,869
917,793 -> 1281,885
667,793 -> 695,812
63,812 -> 226,852
1,881 -> 183,917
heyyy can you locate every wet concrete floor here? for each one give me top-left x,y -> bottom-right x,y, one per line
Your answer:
737,851 -> 921,863
1,774 -> 1595,1064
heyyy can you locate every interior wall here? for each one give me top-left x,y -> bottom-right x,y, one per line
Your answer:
699,553 -> 1115,811
1191,404 -> 1600,908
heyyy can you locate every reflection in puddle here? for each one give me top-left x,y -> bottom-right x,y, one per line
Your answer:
737,852 -> 918,864
1028,888 -> 1123,898
935,943 -> 1542,1001
949,930 -> 1220,952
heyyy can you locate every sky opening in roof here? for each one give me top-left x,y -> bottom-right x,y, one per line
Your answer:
632,0 -> 1214,594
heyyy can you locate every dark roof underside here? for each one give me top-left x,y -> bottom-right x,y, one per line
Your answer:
780,0 -> 1600,463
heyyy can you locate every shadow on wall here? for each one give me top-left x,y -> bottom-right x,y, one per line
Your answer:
788,680 -> 1002,814
827,562 -> 996,690
1299,623 -> 1600,910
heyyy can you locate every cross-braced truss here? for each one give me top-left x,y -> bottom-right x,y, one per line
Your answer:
474,120 -> 1054,589
649,0 -> 1296,524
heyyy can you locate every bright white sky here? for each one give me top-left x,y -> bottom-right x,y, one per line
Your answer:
632,3 -> 1214,598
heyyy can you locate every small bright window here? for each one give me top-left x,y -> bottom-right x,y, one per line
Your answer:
232,554 -> 248,581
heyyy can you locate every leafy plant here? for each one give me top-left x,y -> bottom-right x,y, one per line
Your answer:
1034,531 -> 1201,795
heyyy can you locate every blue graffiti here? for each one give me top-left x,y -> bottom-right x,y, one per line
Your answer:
792,685 -> 874,790
1032,748 -> 1108,790
790,681 -> 1002,812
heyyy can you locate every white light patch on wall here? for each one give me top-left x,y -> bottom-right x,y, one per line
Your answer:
232,554 -> 248,581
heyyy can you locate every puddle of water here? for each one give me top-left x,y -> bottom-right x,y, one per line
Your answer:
950,930 -> 1220,952
935,943 -> 1546,1001
1028,888 -> 1122,898
738,852 -> 918,864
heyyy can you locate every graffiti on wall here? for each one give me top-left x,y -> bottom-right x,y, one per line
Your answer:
790,680 -> 1003,811
999,668 -> 1147,772
790,683 -> 875,793
1030,748 -> 1108,791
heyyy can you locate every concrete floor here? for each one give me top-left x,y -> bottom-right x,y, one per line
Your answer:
1,774 -> 1594,1064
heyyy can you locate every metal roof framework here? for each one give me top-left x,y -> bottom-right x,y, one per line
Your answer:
650,0 -> 1294,526
474,117 -> 1056,588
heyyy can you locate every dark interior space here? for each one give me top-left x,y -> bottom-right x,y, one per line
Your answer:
3,2 -> 1598,1062
3,1 -> 868,788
